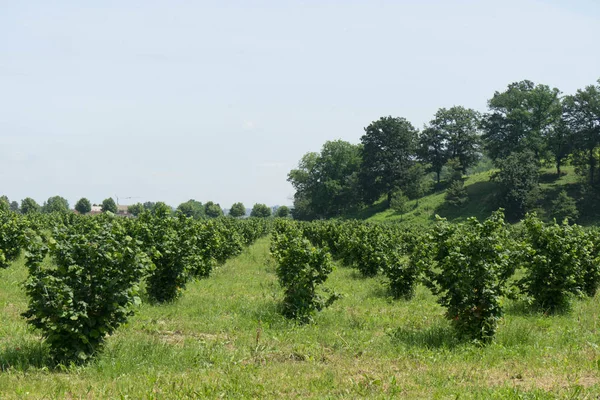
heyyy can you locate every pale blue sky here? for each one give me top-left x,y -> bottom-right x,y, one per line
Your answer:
1,0 -> 599,208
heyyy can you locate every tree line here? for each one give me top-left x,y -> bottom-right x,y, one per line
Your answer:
0,195 -> 290,219
0,195 -> 120,215
288,79 -> 600,221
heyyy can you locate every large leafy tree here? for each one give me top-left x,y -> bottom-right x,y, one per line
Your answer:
229,202 -> 246,218
177,199 -> 205,219
418,127 -> 448,183
419,106 -> 481,181
21,197 -> 41,214
74,197 -> 92,214
546,116 -> 573,176
442,107 -> 481,174
101,197 -> 118,214
43,196 -> 70,213
482,81 -> 562,161
492,150 -> 540,220
288,152 -> 319,220
563,79 -> 600,185
128,203 -> 144,216
275,205 -> 290,218
204,201 -> 223,218
359,116 -> 419,206
288,140 -> 362,220
250,203 -> 272,218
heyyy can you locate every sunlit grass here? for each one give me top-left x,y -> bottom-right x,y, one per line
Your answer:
1,237 -> 599,398
367,165 -> 599,226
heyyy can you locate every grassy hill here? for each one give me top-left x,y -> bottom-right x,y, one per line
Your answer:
360,166 -> 599,226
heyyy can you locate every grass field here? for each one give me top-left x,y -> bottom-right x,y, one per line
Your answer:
1,237 -> 600,398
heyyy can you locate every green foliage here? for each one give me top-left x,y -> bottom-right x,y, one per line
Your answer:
445,158 -> 464,182
229,217 -> 271,247
42,196 -> 69,214
492,150 -> 540,220
143,202 -> 156,212
390,190 -> 410,214
336,222 -> 384,277
9,200 -> 19,213
403,163 -> 431,200
359,116 -> 419,206
445,179 -> 468,207
132,203 -> 190,303
443,107 -> 482,174
178,217 -> 231,278
229,202 -> 246,218
418,127 -> 448,183
518,214 -> 597,313
127,203 -> 144,216
377,227 -> 421,300
582,229 -> 600,298
101,198 -> 118,214
482,80 -> 562,161
324,221 -> 420,298
383,253 -> 420,300
588,228 -> 600,297
177,199 -> 205,219
421,211 -> 515,342
0,195 -> 9,212
179,218 -> 221,278
563,79 -> 600,186
419,106 -> 481,180
466,155 -> 494,175
547,118 -> 572,175
299,220 -> 345,257
275,205 -> 290,218
0,210 -> 28,268
4,230 -> 600,397
130,205 -> 262,301
74,198 -> 92,215
204,201 -> 223,218
271,220 -> 338,322
288,140 -> 362,220
280,78 -> 600,223
250,203 -> 271,218
206,218 -> 245,265
21,197 -> 41,214
550,190 -> 579,223
308,219 -> 421,297
22,218 -> 151,363
127,210 -> 269,292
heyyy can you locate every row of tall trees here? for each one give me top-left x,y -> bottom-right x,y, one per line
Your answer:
288,78 -> 600,221
483,79 -> 600,218
1,195 -> 71,214
288,108 -> 481,220
176,200 -> 289,219
1,196 -> 121,215
482,79 -> 600,180
1,195 -> 288,220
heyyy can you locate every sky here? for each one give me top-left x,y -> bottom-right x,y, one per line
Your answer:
1,0 -> 599,209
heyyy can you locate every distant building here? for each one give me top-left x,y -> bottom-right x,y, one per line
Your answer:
85,204 -> 131,216
89,205 -> 102,215
117,205 -> 131,217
